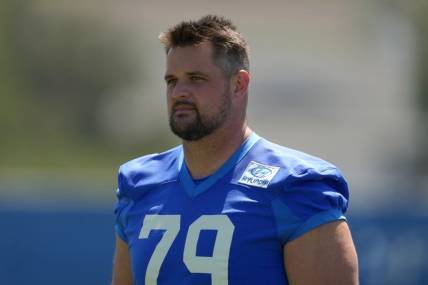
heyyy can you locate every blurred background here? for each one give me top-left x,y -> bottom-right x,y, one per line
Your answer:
0,0 -> 427,284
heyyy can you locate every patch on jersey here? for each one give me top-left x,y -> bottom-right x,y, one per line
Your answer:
238,161 -> 280,189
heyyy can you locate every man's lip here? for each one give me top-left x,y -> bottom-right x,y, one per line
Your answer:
173,104 -> 195,111
173,109 -> 195,116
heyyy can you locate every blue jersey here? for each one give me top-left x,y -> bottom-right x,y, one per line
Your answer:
114,133 -> 349,285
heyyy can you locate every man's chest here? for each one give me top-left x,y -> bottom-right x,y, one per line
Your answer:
124,183 -> 287,285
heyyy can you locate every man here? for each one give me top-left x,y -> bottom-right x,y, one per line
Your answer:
112,15 -> 358,285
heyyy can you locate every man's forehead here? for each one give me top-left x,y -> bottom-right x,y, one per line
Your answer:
165,42 -> 220,75
167,42 -> 213,64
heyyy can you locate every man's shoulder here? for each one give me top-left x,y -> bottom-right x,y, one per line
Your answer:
120,145 -> 181,171
254,138 -> 340,174
242,137 -> 348,190
118,145 -> 182,192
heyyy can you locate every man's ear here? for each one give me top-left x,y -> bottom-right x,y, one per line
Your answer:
232,70 -> 250,97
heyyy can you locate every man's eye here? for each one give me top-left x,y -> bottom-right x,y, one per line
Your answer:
166,79 -> 177,86
190,76 -> 203,81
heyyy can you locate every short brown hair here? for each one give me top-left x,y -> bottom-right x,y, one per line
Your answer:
159,15 -> 249,78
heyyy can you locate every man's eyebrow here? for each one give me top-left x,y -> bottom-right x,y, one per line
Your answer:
186,71 -> 206,77
164,71 -> 207,81
164,74 -> 175,81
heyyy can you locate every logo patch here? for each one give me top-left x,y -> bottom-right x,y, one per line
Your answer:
238,161 -> 280,189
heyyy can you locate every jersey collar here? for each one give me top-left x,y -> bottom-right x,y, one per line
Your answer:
178,132 -> 260,198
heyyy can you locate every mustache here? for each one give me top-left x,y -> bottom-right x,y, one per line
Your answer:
172,101 -> 197,111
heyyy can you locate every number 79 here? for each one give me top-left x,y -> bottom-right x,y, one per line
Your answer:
139,215 -> 235,285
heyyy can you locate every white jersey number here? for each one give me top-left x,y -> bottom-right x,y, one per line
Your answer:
138,215 -> 180,285
138,215 -> 235,285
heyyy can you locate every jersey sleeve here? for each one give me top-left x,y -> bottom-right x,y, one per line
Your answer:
271,166 -> 349,244
114,166 -> 133,243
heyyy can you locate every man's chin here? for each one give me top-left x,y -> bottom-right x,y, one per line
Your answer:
172,131 -> 203,141
171,119 -> 196,131
170,124 -> 207,141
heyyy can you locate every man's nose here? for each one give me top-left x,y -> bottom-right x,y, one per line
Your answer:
170,81 -> 191,99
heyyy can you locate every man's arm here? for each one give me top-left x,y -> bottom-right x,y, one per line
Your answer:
284,220 -> 358,285
112,235 -> 133,285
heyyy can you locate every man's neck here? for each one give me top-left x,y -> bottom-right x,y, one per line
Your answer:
182,125 -> 252,179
